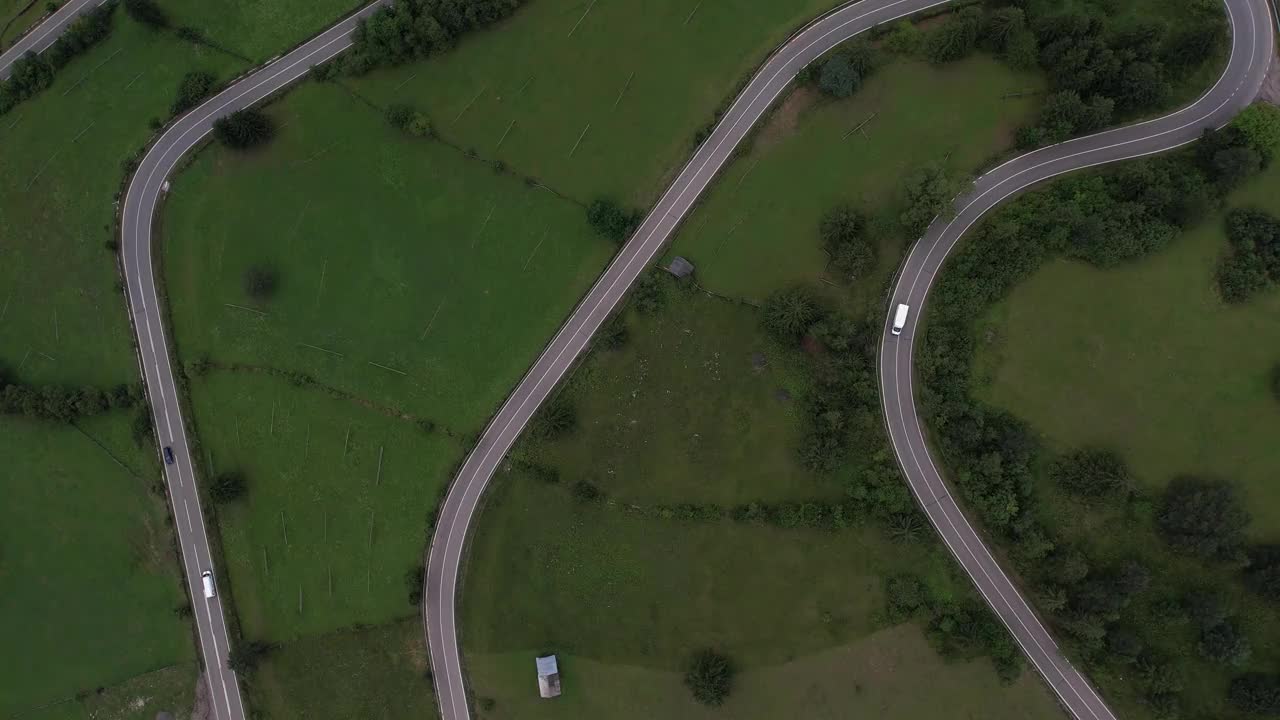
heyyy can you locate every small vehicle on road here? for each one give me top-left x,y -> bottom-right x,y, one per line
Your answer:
891,303 -> 911,336
163,446 -> 175,465
201,570 -> 216,599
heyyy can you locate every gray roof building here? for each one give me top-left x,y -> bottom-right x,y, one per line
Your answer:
536,655 -> 561,698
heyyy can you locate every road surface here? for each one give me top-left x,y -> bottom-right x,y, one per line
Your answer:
0,0 -> 111,79
423,1 -> 1273,720
878,0 -> 1272,718
117,4 -> 389,719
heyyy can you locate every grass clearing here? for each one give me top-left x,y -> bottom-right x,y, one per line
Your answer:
469,625 -> 1061,720
19,663 -> 198,720
0,2 -> 361,714
188,371 -> 460,642
164,80 -> 610,432
0,415 -> 192,716
253,619 -> 437,719
975,162 -> 1280,536
672,56 -> 1043,301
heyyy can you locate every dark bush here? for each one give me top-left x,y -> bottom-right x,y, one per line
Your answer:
1050,447 -> 1130,498
1230,673 -> 1280,715
1157,475 -> 1249,563
171,71 -> 216,116
405,565 -> 425,605
586,198 -> 642,243
531,396 -> 576,440
342,0 -> 524,74
213,109 -> 275,149
816,41 -> 876,98
123,0 -> 167,28
570,480 -> 602,503
209,470 -> 247,503
243,264 -> 279,302
820,204 -> 875,283
227,641 -> 274,675
926,6 -> 982,63
761,286 -> 821,343
684,649 -> 734,706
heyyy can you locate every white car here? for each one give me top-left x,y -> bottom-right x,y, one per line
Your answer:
201,570 -> 216,599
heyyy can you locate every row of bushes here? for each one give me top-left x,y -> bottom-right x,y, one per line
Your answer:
0,364 -> 137,422
341,0 -> 523,75
0,0 -> 116,116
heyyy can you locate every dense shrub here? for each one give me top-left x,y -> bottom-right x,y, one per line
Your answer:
1218,208 -> 1280,303
209,470 -> 248,503
817,41 -> 877,98
1157,475 -> 1249,563
531,396 -> 576,440
123,0 -> 167,28
761,286 -> 821,343
1198,620 -> 1252,667
684,649 -> 734,706
342,0 -> 522,74
1050,447 -> 1130,498
171,71 -> 216,116
0,379 -> 134,423
227,641 -> 274,675
1243,545 -> 1280,601
386,103 -> 431,136
820,204 -> 874,282
213,109 -> 275,149
899,163 -> 960,236
926,6 -> 982,64
585,198 -> 642,243
243,264 -> 279,302
1230,673 -> 1280,715
1233,103 -> 1280,162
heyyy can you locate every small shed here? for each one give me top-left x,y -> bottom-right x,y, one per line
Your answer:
666,256 -> 695,278
535,655 -> 562,699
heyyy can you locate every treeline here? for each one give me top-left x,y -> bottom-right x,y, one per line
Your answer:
917,117 -> 1277,715
339,0 -> 523,75
0,368 -> 137,423
1009,1 -> 1226,148
0,0 -> 117,116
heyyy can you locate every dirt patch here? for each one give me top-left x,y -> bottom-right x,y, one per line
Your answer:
190,675 -> 210,720
756,86 -> 819,151
1260,53 -> 1280,106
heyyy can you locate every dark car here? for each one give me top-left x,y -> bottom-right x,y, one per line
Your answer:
163,446 -> 175,465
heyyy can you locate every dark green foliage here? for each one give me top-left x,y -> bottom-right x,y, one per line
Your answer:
123,0 -> 167,28
1233,103 -> 1280,162
227,641 -> 274,675
885,574 -> 930,621
597,314 -> 629,350
817,41 -> 876,98
386,103 -> 431,136
684,649 -> 734,706
981,6 -> 1025,54
342,0 -> 523,74
1162,22 -> 1225,71
531,396 -> 576,440
570,480 -> 602,503
405,565 -> 425,606
209,471 -> 248,503
0,377 -> 133,423
1183,588 -> 1229,629
131,407 -> 154,447
0,2 -> 115,115
243,264 -> 279,302
1217,208 -> 1280,303
585,197 -> 642,243
171,71 -> 216,116
1157,475 -> 1249,563
1198,619 -> 1251,667
1199,126 -> 1267,192
1050,447 -> 1130,498
926,6 -> 982,63
630,272 -> 666,314
899,163 -> 958,236
1017,90 -> 1113,148
213,109 -> 275,149
761,286 -> 821,343
1243,545 -> 1280,601
820,204 -> 875,282
1230,673 -> 1280,715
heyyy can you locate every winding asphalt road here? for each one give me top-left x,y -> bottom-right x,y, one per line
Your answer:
0,0 -> 110,79
879,0 -> 1272,718
10,0 -> 1256,716
424,1 -> 1273,720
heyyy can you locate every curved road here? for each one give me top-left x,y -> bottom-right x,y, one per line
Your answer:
424,2 -> 1273,720
878,0 -> 1272,718
0,0 -> 110,78
70,0 -> 1264,718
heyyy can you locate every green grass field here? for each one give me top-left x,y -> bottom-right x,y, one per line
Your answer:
189,371 -> 460,641
17,663 -> 198,720
0,1 -> 358,714
468,626 -> 1060,720
0,415 -> 193,716
253,619 -> 437,719
975,162 -> 1280,536
672,56 -> 1042,301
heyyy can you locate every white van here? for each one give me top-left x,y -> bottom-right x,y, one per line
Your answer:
891,303 -> 911,336
201,570 -> 216,599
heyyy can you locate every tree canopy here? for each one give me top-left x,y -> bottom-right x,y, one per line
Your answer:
1157,476 -> 1250,563
684,649 -> 734,706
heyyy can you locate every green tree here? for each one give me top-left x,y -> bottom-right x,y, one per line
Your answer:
585,198 -> 641,243
228,641 -> 274,675
1199,620 -> 1252,667
124,0 -> 167,28
243,264 -> 279,302
171,71 -> 215,116
531,396 -> 576,440
820,204 -> 874,282
1157,475 -> 1250,563
762,286 -> 821,342
925,7 -> 981,63
900,163 -> 959,236
884,20 -> 923,55
214,109 -> 275,149
684,649 -> 734,706
817,42 -> 875,98
1050,447 -> 1130,498
1230,673 -> 1280,715
981,7 -> 1025,53
1233,103 -> 1280,161
209,471 -> 247,503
